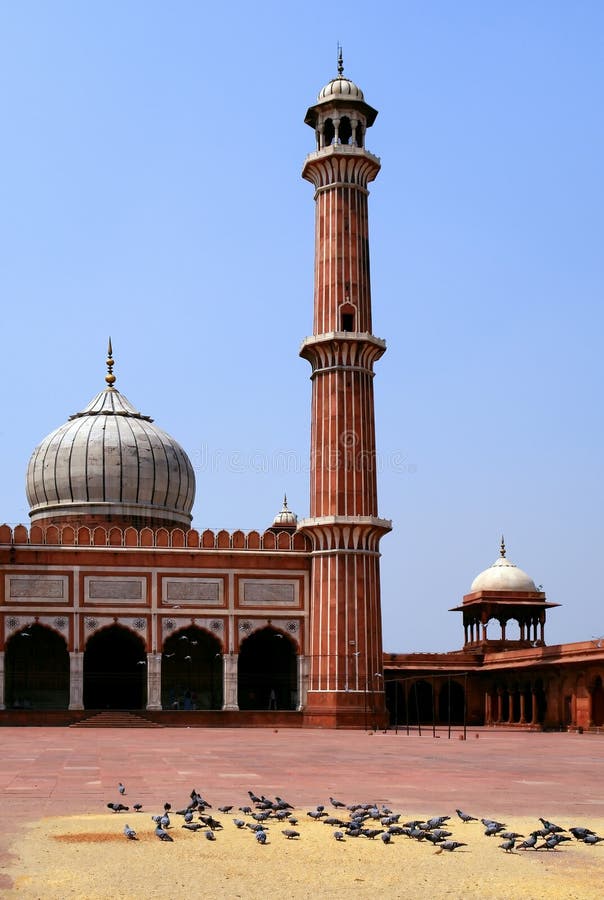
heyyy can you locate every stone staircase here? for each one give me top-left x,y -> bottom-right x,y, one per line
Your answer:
70,710 -> 164,728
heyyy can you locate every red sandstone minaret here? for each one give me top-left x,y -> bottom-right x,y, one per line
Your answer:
299,53 -> 391,728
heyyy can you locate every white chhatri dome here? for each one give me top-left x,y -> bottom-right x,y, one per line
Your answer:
470,538 -> 538,593
272,495 -> 297,529
26,346 -> 195,527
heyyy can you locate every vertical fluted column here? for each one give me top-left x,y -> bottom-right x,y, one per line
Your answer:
146,653 -> 162,710
222,653 -> 238,710
68,651 -> 84,710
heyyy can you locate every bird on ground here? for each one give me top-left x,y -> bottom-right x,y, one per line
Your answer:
248,791 -> 262,804
569,826 -> 595,840
252,812 -> 270,823
123,824 -> 137,840
239,806 -> 253,815
380,832 -> 391,844
205,829 -> 216,841
499,838 -> 515,853
155,826 -> 173,842
107,803 -> 129,813
255,829 -> 267,844
435,841 -> 467,853
583,834 -> 604,845
333,831 -> 344,841
182,823 -> 203,831
118,783 -> 126,796
330,797 -> 346,808
536,835 -> 571,850
218,806 -> 233,814
288,817 -> 298,826
388,826 -> 406,836
232,819 -> 246,829
282,829 -> 300,839
425,816 -> 450,829
164,803 -> 171,812
200,815 -> 223,830
307,810 -> 327,820
275,796 -> 294,809
456,809 -> 478,823
517,833 -> 539,850
184,810 -> 193,824
160,813 -> 170,829
133,804 -> 143,813
484,824 -> 506,837
539,817 -> 565,834
500,832 -> 524,840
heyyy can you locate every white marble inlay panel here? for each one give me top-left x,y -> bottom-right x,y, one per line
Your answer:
6,575 -> 67,602
163,579 -> 222,605
84,577 -> 145,603
240,580 -> 297,607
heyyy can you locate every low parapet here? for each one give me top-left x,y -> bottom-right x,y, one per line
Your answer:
0,523 -> 309,552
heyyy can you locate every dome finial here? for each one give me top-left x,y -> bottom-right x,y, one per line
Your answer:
283,492 -> 289,510
500,534 -> 506,558
105,337 -> 116,388
337,43 -> 344,77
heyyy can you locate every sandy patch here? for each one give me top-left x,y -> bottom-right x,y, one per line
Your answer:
4,809 -> 603,899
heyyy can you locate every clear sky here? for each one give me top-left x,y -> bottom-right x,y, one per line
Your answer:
1,2 -> 602,651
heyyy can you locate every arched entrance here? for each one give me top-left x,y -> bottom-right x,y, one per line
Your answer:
5,624 -> 69,709
408,679 -> 433,724
591,676 -> 604,727
161,626 -> 223,710
438,679 -> 465,725
238,627 -> 297,710
83,625 -> 146,709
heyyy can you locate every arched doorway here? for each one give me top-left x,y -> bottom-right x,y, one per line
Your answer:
438,679 -> 465,725
5,624 -> 69,709
238,627 -> 297,710
83,625 -> 146,709
161,626 -> 223,710
408,679 -> 433,724
591,676 -> 604,727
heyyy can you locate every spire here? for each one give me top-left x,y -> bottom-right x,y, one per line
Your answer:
500,534 -> 506,558
282,493 -> 289,511
105,338 -> 116,388
337,43 -> 344,77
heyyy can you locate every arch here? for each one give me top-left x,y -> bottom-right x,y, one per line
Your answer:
83,625 -> 146,709
339,116 -> 352,145
237,626 -> 297,711
506,618 -> 521,641
408,679 -> 433,724
591,675 -> 604,727
438,679 -> 466,725
324,118 -> 335,146
161,625 -> 223,710
5,624 -> 69,709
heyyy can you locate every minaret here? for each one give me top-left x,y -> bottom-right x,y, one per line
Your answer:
299,54 -> 391,728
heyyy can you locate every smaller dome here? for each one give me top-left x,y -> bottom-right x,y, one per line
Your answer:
318,77 -> 365,102
272,495 -> 297,529
470,538 -> 538,593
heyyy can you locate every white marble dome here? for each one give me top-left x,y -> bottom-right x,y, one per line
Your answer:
272,495 -> 297,529
26,378 -> 195,527
318,76 -> 365,102
470,541 -> 538,593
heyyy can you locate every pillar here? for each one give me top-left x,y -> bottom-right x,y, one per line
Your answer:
531,690 -> 538,725
297,654 -> 307,711
68,651 -> 84,710
0,651 -> 5,710
519,692 -> 526,725
484,690 -> 492,725
496,688 -> 503,723
222,653 -> 238,710
146,653 -> 162,710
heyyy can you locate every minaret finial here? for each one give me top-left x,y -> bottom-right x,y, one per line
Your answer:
283,493 -> 289,510
500,534 -> 506,558
337,43 -> 344,77
105,337 -> 116,388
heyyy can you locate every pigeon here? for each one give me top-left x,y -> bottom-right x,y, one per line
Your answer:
481,818 -> 506,829
569,826 -> 595,840
164,803 -> 172,812
380,832 -> 392,844
233,819 -> 246,829
330,797 -> 346,809
248,791 -> 262,804
160,814 -> 170,829
107,803 -> 129,813
282,829 -> 300,839
517,833 -> 539,850
333,830 -> 345,841
583,834 -> 604,845
536,834 -> 571,850
239,806 -> 253,815
184,810 -> 193,824
133,804 -> 143,813
539,818 -> 565,834
118,783 -> 126,796
218,806 -> 233,814
275,797 -> 294,809
123,824 -> 137,840
499,838 -> 515,853
155,826 -> 173,842
255,829 -> 267,844
500,831 -> 524,840
434,841 -> 466,853
205,829 -> 216,841
456,809 -> 477,823
484,824 -> 506,837
252,812 -> 270,823
182,823 -> 203,831
426,816 -> 450,829
307,810 -> 326,820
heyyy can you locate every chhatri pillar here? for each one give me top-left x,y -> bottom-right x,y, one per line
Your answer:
299,53 -> 391,727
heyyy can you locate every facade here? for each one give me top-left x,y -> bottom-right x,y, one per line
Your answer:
1,62 -> 603,730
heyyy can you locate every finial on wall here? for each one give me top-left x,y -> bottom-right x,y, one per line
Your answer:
105,337 -> 116,387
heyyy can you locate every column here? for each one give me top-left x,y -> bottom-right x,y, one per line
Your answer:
507,690 -> 514,724
297,654 -> 307,711
222,653 -> 238,710
68,651 -> 84,710
519,692 -> 526,724
531,690 -> 538,725
496,688 -> 503,723
0,651 -> 5,710
146,653 -> 162,710
484,691 -> 492,725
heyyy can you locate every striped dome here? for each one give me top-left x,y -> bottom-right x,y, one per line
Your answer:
26,385 -> 195,527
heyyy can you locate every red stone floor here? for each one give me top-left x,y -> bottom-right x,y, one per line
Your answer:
1,726 -> 603,883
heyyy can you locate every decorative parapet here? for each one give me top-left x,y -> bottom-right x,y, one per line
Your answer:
0,523 -> 309,552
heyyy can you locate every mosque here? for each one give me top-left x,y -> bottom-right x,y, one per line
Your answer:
1,61 -> 602,730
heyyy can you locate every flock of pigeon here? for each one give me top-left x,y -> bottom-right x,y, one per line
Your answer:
106,782 -> 604,854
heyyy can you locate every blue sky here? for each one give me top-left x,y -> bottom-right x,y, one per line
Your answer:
1,2 -> 602,651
